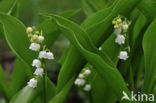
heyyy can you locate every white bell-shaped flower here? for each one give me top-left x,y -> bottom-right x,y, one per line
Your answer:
27,78 -> 37,88
84,69 -> 91,75
46,52 -> 54,60
39,51 -> 47,59
115,35 -> 125,45
34,68 -> 43,76
83,84 -> 91,91
29,43 -> 40,51
74,78 -> 85,86
118,51 -> 128,60
114,27 -> 122,35
38,36 -> 44,43
78,74 -> 84,78
32,59 -> 41,68
122,24 -> 128,31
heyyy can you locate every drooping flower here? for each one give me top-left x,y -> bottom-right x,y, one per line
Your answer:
27,78 -> 37,88
46,52 -> 54,60
74,78 -> 85,86
29,43 -> 40,51
122,24 -> 128,31
99,47 -> 102,51
84,69 -> 91,75
38,36 -> 44,43
34,68 -> 44,76
32,59 -> 41,68
114,27 -> 122,35
118,51 -> 128,60
115,35 -> 125,45
39,51 -> 47,59
83,84 -> 91,91
78,74 -> 85,78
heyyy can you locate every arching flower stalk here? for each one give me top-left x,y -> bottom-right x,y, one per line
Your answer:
26,26 -> 54,102
74,67 -> 92,92
112,15 -> 131,60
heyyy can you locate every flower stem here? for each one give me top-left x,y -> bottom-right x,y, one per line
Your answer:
43,62 -> 47,103
89,91 -> 92,103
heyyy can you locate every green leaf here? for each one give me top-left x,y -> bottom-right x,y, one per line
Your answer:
0,0 -> 16,13
138,0 -> 156,21
37,9 -> 82,47
50,15 -> 132,102
131,14 -> 148,48
57,0 -> 141,93
0,65 -> 10,100
9,58 -> 30,97
81,0 -> 96,16
10,77 -> 43,103
48,76 -> 75,103
142,19 -> 156,94
0,12 -> 37,75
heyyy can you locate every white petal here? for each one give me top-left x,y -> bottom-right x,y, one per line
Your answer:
27,78 -> 37,88
46,52 -> 54,60
83,84 -> 91,91
115,35 -> 125,45
32,59 -> 41,68
38,36 -> 44,43
84,69 -> 91,75
122,24 -> 128,30
34,68 -> 44,76
114,27 -> 122,35
78,74 -> 84,78
74,78 -> 85,86
29,43 -> 40,51
39,51 -> 47,59
118,51 -> 128,60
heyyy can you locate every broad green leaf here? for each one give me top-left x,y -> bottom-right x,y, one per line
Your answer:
50,15 -> 132,102
37,9 -> 82,47
90,34 -> 121,103
57,0 -> 141,93
91,74 -> 117,103
138,0 -> 156,21
81,0 -> 95,16
0,0 -> 16,13
142,19 -> 156,94
9,58 -> 30,97
0,12 -> 37,75
10,77 -> 42,103
49,76 -> 75,103
131,14 -> 148,48
0,65 -> 10,101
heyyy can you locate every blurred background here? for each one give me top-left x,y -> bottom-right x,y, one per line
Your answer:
0,0 -> 87,103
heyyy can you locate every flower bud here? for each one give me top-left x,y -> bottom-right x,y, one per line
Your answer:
32,35 -> 38,40
117,18 -> 122,23
28,33 -> 32,38
26,27 -> 33,33
114,25 -> 118,29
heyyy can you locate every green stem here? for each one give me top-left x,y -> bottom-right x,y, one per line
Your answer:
43,62 -> 47,103
89,91 -> 92,103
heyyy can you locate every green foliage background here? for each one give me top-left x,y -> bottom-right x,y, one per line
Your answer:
0,0 -> 156,103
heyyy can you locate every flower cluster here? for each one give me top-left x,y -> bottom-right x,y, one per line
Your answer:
26,27 -> 54,88
74,68 -> 92,92
112,15 -> 131,60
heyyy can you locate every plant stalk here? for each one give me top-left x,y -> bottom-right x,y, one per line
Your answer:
43,62 -> 47,103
